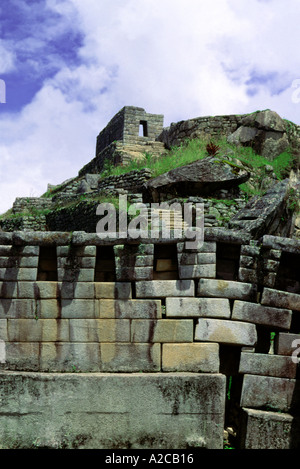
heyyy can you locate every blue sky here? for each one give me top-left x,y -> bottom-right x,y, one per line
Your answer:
0,0 -> 299,214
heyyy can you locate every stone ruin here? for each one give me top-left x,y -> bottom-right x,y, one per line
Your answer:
0,107 -> 299,450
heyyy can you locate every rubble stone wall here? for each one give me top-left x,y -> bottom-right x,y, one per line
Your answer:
0,231 -> 299,448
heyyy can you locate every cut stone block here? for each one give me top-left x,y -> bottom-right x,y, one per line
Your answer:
136,280 -> 195,298
239,255 -> 257,269
240,374 -> 299,413
57,246 -> 97,257
0,257 -> 39,268
195,318 -> 257,347
239,408 -> 300,449
0,268 -> 37,281
274,332 -> 300,357
239,352 -> 297,378
0,372 -> 226,449
240,245 -> 260,257
179,264 -> 216,279
69,319 -> 130,342
39,342 -> 101,372
0,282 -> 18,299
131,319 -> 193,343
232,301 -> 292,330
162,343 -> 219,372
238,268 -> 258,284
166,297 -> 231,319
261,288 -> 300,312
0,319 -> 8,341
0,299 -> 36,319
197,279 -> 257,301
3,342 -> 41,371
177,241 -> 216,253
61,299 -> 97,319
18,281 -> 59,299
57,257 -> 96,269
94,282 -> 132,299
57,268 -> 95,283
7,319 -> 69,342
99,299 -> 162,319
100,343 -> 161,372
115,266 -> 153,281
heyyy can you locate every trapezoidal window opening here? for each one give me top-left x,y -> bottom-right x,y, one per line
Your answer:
139,120 -> 148,137
37,246 -> 58,281
94,246 -> 116,282
216,242 -> 241,281
275,251 -> 300,294
153,244 -> 179,280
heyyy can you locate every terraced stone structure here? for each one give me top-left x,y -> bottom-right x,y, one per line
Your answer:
0,107 -> 299,449
0,229 -> 299,449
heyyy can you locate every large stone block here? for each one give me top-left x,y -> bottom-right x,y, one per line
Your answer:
0,299 -> 36,319
136,280 -> 195,298
0,257 -> 39,268
61,299 -> 97,319
179,264 -> 216,279
100,343 -> 161,372
177,241 -> 216,253
57,268 -> 95,283
18,281 -> 59,299
3,342 -> 41,371
69,319 -> 130,342
261,288 -> 300,312
274,332 -> 300,356
57,246 -> 97,257
0,282 -> 18,299
195,318 -> 257,347
39,342 -> 101,372
239,352 -> 297,378
166,297 -> 231,318
94,282 -> 132,299
232,301 -> 292,330
162,343 -> 219,372
240,374 -> 299,413
0,319 -> 8,341
115,266 -> 153,281
99,299 -> 161,319
0,372 -> 226,449
7,319 -> 69,342
239,408 -> 300,449
197,279 -> 257,300
0,268 -> 37,282
131,319 -> 193,343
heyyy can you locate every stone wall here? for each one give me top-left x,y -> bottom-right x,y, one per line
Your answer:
0,230 -> 299,448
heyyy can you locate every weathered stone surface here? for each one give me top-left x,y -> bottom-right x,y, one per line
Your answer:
177,241 -> 216,253
197,278 -> 257,301
94,282 -> 132,299
100,343 -> 161,372
239,408 -> 300,449
179,264 -> 216,279
229,179 -> 290,238
262,235 -> 300,254
195,318 -> 257,347
143,156 -> 249,201
239,352 -> 297,378
240,374 -> 299,413
162,343 -> 219,372
261,288 -> 300,312
69,319 -> 130,342
99,299 -> 162,319
0,267 -> 37,281
7,319 -> 69,342
227,126 -> 259,146
131,319 -> 193,343
61,299 -> 97,319
0,299 -> 36,319
274,332 -> 300,356
166,297 -> 231,318
232,301 -> 292,330
0,372 -> 226,449
136,280 -> 195,298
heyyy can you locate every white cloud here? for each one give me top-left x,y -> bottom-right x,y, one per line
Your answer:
0,0 -> 299,215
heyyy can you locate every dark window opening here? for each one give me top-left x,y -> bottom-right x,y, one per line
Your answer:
94,246 -> 116,282
37,246 -> 58,281
275,252 -> 300,294
216,243 -> 241,281
153,244 -> 178,280
139,120 -> 148,137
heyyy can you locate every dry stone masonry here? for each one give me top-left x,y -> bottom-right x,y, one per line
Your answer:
0,106 -> 299,449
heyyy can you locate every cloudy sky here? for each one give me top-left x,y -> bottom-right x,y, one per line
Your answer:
0,0 -> 299,214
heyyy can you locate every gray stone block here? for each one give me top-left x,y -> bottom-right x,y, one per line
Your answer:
100,343 -> 161,372
239,408 -> 299,449
179,264 -> 216,279
274,332 -> 300,356
261,288 -> 300,312
131,319 -> 194,343
239,352 -> 297,378
232,301 -> 292,330
61,299 -> 97,319
197,279 -> 257,300
0,299 -> 36,319
99,299 -> 161,319
195,318 -> 257,346
166,297 -> 231,318
0,372 -> 226,449
136,280 -> 195,298
240,374 -> 298,413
